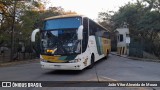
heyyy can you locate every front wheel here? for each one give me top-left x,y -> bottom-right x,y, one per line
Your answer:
105,51 -> 109,60
88,54 -> 95,69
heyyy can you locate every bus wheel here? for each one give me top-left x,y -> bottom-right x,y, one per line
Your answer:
105,51 -> 109,60
88,54 -> 95,69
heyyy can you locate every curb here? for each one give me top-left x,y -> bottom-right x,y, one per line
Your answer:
110,52 -> 160,63
0,59 -> 39,67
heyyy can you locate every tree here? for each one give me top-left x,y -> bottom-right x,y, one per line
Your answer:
98,0 -> 160,57
98,11 -> 114,31
0,0 -> 78,60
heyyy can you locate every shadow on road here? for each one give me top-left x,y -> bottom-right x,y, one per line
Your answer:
44,70 -> 83,75
93,55 -> 111,67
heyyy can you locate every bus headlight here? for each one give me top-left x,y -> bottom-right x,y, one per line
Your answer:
40,59 -> 47,62
69,59 -> 81,63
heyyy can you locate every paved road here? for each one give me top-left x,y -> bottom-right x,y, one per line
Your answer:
0,54 -> 160,90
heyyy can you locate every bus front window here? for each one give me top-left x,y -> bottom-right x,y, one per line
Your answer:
42,29 -> 80,55
41,17 -> 81,55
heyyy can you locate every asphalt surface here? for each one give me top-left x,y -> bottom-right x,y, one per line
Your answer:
0,54 -> 160,90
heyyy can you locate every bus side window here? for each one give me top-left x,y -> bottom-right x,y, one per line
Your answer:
104,32 -> 110,38
83,18 -> 88,32
95,27 -> 103,37
89,20 -> 95,35
82,17 -> 89,52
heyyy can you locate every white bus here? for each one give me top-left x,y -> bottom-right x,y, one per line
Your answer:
31,15 -> 111,70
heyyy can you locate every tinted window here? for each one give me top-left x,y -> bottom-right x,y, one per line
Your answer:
89,19 -> 109,38
44,17 -> 81,30
103,32 -> 110,38
82,18 -> 88,52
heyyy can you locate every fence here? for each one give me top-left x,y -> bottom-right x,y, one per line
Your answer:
129,37 -> 160,59
0,40 -> 39,63
129,41 -> 143,58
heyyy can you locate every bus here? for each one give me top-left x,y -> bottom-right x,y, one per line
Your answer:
31,15 -> 111,70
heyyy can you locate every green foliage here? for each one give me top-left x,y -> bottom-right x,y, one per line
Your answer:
138,11 -> 160,31
0,0 -> 71,45
98,0 -> 160,57
97,11 -> 114,31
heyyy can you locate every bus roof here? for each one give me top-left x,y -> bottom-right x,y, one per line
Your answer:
44,14 -> 83,20
44,14 -> 110,32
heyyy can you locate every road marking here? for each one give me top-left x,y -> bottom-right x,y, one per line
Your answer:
86,76 -> 117,81
99,76 -> 117,81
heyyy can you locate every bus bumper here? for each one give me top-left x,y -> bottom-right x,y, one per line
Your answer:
40,61 -> 84,70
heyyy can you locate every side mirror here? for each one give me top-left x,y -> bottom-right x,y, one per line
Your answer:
77,25 -> 83,40
31,29 -> 40,42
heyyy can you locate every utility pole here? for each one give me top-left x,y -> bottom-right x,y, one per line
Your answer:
10,0 -> 17,61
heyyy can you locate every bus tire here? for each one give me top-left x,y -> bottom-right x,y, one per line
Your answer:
105,50 -> 109,60
88,54 -> 95,69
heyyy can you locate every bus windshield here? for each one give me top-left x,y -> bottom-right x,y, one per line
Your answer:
41,17 -> 81,55
44,17 -> 81,30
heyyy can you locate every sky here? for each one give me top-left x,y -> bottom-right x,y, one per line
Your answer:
46,0 -> 135,20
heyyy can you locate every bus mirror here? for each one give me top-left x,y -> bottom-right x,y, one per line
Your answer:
31,29 -> 40,42
77,25 -> 83,40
